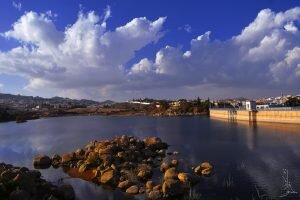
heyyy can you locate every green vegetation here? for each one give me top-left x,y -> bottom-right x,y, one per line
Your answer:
0,108 -> 15,122
285,97 -> 300,107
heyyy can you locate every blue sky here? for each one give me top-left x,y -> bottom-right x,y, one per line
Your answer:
0,0 -> 299,100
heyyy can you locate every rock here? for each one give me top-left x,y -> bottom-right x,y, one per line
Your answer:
117,152 -> 125,158
139,186 -> 146,194
57,184 -> 75,200
193,165 -> 202,176
201,168 -> 213,177
178,172 -> 199,186
144,137 -> 168,150
111,164 -> 117,170
75,148 -> 85,156
126,185 -> 139,195
86,152 -> 99,165
162,179 -> 184,197
117,180 -> 131,190
78,162 -> 88,173
144,137 -> 162,146
146,180 -> 153,189
19,167 -> 29,173
77,160 -> 85,168
0,170 -> 18,181
51,154 -> 61,162
33,155 -> 52,167
157,149 -> 166,156
100,170 -> 119,186
51,155 -> 61,168
153,184 -> 161,191
193,162 -> 214,177
160,162 -> 169,173
13,173 -> 36,194
171,160 -> 179,167
61,153 -> 75,163
201,162 -> 214,170
164,167 -> 177,180
137,169 -> 152,181
148,190 -> 163,200
9,190 -> 30,200
27,170 -> 41,179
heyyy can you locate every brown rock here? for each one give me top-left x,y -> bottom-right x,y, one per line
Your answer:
193,165 -> 202,176
33,155 -> 51,167
178,172 -> 199,186
61,153 -> 75,163
86,152 -> 99,165
162,179 -> 184,197
126,185 -> 139,195
146,180 -> 153,189
153,184 -> 161,191
201,168 -> 213,177
78,162 -> 88,173
100,170 -> 119,186
164,167 -> 177,180
117,180 -> 131,190
137,169 -> 152,181
160,162 -> 169,173
171,160 -> 179,167
148,190 -> 163,200
139,186 -> 146,194
201,162 -> 214,170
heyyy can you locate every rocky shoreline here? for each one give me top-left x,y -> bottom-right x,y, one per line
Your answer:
0,163 -> 75,200
34,135 -> 214,199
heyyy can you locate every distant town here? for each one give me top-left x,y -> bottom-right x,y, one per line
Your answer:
0,92 -> 299,123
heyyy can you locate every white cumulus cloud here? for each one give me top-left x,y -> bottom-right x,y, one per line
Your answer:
0,7 -> 300,100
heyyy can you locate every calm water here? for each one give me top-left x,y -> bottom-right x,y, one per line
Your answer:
1,115 -> 300,200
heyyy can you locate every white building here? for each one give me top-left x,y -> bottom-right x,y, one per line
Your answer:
256,104 -> 269,110
245,101 -> 256,110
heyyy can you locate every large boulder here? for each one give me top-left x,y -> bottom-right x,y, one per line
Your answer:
200,162 -> 214,170
125,185 -> 139,195
85,152 -> 100,165
12,173 -> 36,194
162,179 -> 184,197
117,180 -> 132,190
177,172 -> 199,186
143,137 -> 168,150
164,167 -> 177,180
33,155 -> 51,168
194,162 -> 214,177
100,170 -> 119,186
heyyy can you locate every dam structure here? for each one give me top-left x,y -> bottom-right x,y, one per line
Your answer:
209,101 -> 300,124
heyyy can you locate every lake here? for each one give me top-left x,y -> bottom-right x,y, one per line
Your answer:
1,115 -> 300,200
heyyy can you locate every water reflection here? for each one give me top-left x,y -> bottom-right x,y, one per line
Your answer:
0,116 -> 300,199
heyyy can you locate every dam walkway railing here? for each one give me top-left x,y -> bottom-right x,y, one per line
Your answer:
210,106 -> 300,111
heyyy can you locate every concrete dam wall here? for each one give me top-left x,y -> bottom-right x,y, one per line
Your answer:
209,109 -> 300,124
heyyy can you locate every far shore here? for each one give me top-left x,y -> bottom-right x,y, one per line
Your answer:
0,109 -> 209,124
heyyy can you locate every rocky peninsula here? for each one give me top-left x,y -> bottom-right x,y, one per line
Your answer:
34,135 -> 214,199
